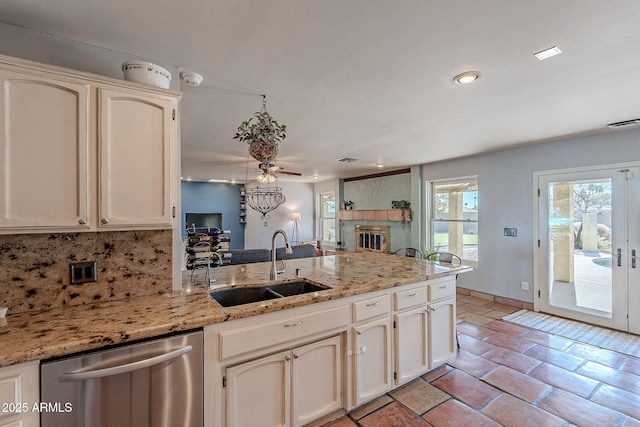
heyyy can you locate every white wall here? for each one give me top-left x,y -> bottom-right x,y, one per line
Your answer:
0,23 -> 179,89
422,128 -> 640,302
244,181 -> 315,249
313,180 -> 335,194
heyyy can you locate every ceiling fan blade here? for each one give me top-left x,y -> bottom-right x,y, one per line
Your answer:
277,170 -> 302,176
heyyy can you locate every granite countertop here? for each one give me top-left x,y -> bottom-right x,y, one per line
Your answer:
0,252 -> 471,368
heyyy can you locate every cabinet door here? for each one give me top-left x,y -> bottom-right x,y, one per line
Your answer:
353,318 -> 392,406
428,299 -> 457,368
98,88 -> 174,227
0,361 -> 39,427
394,306 -> 428,385
0,70 -> 90,229
292,335 -> 342,427
225,350 -> 291,427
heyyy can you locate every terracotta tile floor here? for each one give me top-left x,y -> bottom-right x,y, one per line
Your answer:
320,297 -> 640,427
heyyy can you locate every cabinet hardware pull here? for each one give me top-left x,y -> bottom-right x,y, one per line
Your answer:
633,249 -> 637,269
356,330 -> 362,335
366,301 -> 380,307
407,293 -> 418,297
59,345 -> 192,381
284,320 -> 303,327
101,218 -> 109,225
78,219 -> 87,225
285,355 -> 291,361
438,285 -> 448,289
617,248 -> 622,267
293,353 -> 299,359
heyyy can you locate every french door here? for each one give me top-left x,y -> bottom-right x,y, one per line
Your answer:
536,165 -> 640,333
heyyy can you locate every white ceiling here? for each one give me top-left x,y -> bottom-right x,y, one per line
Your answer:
2,0 -> 640,183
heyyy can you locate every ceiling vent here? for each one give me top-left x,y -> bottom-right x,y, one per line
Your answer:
336,157 -> 359,163
606,119 -> 640,129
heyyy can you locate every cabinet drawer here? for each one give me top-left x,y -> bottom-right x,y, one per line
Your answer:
394,286 -> 428,311
427,280 -> 455,302
353,295 -> 390,322
220,305 -> 349,359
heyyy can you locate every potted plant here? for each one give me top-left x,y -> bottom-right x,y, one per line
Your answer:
396,200 -> 412,228
233,110 -> 287,162
345,201 -> 354,210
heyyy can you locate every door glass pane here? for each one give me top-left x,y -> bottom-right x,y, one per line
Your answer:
547,179 -> 612,317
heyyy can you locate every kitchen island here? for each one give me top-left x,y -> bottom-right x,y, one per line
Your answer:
0,252 -> 470,427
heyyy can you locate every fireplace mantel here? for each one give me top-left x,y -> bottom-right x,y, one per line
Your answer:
338,209 -> 405,222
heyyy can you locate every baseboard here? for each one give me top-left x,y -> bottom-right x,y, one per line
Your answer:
456,287 -> 534,311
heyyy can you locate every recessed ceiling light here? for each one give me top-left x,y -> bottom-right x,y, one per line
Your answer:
376,162 -> 384,168
453,71 -> 480,85
313,175 -> 319,180
534,46 -> 562,61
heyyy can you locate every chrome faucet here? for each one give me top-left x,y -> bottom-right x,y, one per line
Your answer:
270,229 -> 293,280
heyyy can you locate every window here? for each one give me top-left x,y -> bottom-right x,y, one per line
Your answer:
429,177 -> 478,264
318,192 -> 336,243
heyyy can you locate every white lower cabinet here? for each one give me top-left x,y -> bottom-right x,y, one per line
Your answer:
352,317 -> 392,406
394,306 -> 428,385
0,361 -> 39,427
225,350 -> 291,427
204,277 -> 459,426
224,335 -> 341,427
428,298 -> 456,368
291,336 -> 342,427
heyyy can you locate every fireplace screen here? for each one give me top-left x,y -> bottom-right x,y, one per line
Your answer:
355,225 -> 390,253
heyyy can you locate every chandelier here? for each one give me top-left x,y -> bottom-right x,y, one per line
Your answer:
234,95 -> 287,219
245,186 -> 286,218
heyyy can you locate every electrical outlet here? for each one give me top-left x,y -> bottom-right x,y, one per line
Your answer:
520,281 -> 530,291
70,261 -> 98,284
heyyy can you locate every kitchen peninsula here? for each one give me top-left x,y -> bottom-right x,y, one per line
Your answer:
1,252 -> 470,427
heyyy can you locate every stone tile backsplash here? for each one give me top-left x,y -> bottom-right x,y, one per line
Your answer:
0,230 -> 172,314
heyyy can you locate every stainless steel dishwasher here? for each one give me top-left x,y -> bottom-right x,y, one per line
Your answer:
40,330 -> 203,427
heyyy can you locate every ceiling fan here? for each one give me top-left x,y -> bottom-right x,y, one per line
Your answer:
257,162 -> 302,176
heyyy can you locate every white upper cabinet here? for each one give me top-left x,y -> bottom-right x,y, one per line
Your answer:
0,55 -> 180,233
0,70 -> 90,229
98,88 -> 175,227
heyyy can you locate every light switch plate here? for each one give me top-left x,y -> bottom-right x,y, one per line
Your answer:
504,228 -> 517,237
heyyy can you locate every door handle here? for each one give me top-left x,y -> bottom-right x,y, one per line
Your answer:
58,345 -> 192,382
617,248 -> 622,267
633,249 -> 637,269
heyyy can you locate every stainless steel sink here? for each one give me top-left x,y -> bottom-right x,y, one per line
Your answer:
210,281 -> 331,307
266,281 -> 329,297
